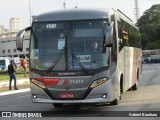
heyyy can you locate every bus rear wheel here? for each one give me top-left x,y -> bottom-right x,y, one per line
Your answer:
131,83 -> 138,90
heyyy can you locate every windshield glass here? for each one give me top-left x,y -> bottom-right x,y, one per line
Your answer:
30,20 -> 109,71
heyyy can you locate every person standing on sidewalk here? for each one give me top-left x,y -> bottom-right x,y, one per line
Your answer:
8,60 -> 18,90
22,56 -> 28,77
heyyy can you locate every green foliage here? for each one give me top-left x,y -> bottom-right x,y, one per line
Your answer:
0,74 -> 29,81
137,4 -> 160,50
0,68 -> 29,81
145,40 -> 160,49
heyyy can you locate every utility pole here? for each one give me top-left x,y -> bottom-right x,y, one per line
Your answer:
134,0 -> 140,22
29,0 -> 32,25
75,1 -> 78,8
63,0 -> 66,9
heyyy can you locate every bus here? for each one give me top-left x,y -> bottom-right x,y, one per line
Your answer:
13,57 -> 21,68
16,8 -> 142,107
0,57 -> 21,71
142,49 -> 160,63
0,57 -> 10,71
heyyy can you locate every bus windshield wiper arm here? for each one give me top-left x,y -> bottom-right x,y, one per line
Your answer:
47,47 -> 65,73
71,52 -> 88,73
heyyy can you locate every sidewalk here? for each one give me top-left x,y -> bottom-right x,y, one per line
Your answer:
0,78 -> 30,95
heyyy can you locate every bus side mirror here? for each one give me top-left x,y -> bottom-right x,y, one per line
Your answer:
102,22 -> 113,53
16,27 -> 31,51
105,22 -> 114,46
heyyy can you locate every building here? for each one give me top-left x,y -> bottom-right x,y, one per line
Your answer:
0,25 -> 9,39
0,32 -> 29,60
9,17 -> 22,32
0,17 -> 28,60
0,25 -> 9,34
0,25 -> 5,34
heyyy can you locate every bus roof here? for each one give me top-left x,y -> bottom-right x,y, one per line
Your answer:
33,8 -> 114,22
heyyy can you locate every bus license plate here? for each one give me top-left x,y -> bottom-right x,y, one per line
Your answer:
60,93 -> 75,98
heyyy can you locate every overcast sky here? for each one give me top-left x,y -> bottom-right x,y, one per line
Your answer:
0,0 -> 160,29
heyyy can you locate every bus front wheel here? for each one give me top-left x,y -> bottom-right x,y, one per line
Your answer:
111,75 -> 123,105
110,98 -> 119,105
131,70 -> 139,90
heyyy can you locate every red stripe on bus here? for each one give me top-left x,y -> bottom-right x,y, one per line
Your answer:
32,78 -> 59,86
43,78 -> 59,86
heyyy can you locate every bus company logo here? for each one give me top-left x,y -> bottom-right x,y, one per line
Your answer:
58,72 -> 76,76
65,85 -> 70,90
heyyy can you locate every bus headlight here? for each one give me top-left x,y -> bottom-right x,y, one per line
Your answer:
90,78 -> 108,88
31,79 -> 46,89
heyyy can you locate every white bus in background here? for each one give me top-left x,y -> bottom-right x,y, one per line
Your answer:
0,57 -> 22,72
13,57 -> 21,68
0,57 -> 10,71
142,49 -> 160,63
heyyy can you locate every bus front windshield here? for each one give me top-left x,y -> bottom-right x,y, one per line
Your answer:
30,20 -> 109,72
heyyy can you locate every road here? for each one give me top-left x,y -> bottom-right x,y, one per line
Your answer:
0,64 -> 160,120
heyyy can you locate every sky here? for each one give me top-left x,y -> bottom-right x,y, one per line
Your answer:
0,0 -> 160,29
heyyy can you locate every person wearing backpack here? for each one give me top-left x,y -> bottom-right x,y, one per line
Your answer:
8,60 -> 18,90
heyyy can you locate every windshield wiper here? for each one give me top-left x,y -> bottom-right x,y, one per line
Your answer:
47,47 -> 65,73
71,52 -> 88,73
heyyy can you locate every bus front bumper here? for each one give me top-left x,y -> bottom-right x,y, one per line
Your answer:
30,79 -> 114,104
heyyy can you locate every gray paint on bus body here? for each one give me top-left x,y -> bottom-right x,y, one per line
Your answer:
33,8 -> 113,22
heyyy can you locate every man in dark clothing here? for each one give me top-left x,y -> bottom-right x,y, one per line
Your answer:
8,60 -> 18,90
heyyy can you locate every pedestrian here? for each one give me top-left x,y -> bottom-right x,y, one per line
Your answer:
148,55 -> 151,64
8,60 -> 18,90
22,56 -> 28,77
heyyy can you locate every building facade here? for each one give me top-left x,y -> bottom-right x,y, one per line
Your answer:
9,17 -> 22,32
0,17 -> 28,60
0,25 -> 5,34
0,25 -> 9,34
0,33 -> 29,60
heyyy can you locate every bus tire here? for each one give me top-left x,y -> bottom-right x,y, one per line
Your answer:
120,75 -> 123,96
110,98 -> 119,105
131,83 -> 138,90
110,75 -> 123,105
53,103 -> 63,108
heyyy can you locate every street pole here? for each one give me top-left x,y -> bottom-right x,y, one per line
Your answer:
134,0 -> 139,22
29,0 -> 32,25
63,0 -> 66,9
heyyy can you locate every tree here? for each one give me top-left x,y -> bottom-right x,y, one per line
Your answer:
137,4 -> 160,50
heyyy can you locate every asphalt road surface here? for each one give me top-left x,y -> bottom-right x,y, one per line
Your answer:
0,64 -> 160,120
